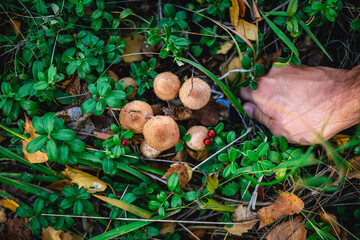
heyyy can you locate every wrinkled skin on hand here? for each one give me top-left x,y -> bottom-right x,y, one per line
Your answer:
240,65 -> 360,144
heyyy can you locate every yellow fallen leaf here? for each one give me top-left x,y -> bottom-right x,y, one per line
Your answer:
122,36 -> 144,63
217,41 -> 234,55
0,199 -> 19,212
46,179 -> 73,192
332,134 -> 350,146
258,192 -> 304,229
62,165 -> 108,193
10,19 -> 21,35
42,227 -> 79,240
266,216 -> 307,240
225,205 -> 258,236
221,56 -> 244,82
236,19 -> 258,41
229,0 -> 239,27
22,116 -> 48,163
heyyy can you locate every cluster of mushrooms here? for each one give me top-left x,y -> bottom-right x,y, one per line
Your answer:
109,70 -> 215,158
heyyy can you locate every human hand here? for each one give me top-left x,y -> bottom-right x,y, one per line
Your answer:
240,65 -> 360,144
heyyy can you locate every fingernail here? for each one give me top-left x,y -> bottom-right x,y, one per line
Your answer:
243,104 -> 254,118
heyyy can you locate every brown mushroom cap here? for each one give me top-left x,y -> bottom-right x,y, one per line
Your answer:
185,126 -> 208,151
153,72 -> 181,101
119,101 -> 153,133
120,77 -> 138,99
140,140 -> 162,158
179,77 -> 211,110
107,70 -> 119,81
143,115 -> 180,151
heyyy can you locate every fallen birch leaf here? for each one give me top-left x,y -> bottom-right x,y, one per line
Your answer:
62,165 -> 108,193
94,195 -> 152,218
22,116 -> 48,163
163,163 -> 192,189
225,205 -> 258,236
217,41 -> 234,55
122,36 -> 144,63
258,192 -> 304,228
46,179 -> 73,192
42,226 -> 80,240
320,211 -> 340,237
0,199 -> 19,212
332,134 -> 350,146
266,216 -> 307,240
229,0 -> 240,27
236,19 -> 258,41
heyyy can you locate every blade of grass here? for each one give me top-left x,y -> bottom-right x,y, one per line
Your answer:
0,173 -> 61,182
178,57 -> 247,117
0,174 -> 53,197
0,123 -> 29,141
94,195 -> 153,219
260,10 -> 299,57
0,146 -> 62,177
90,221 -> 150,240
298,19 -> 333,61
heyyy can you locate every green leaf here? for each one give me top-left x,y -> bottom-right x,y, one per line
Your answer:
92,9 -> 103,19
53,129 -> 76,141
81,98 -> 96,114
73,199 -> 83,215
200,198 -> 236,212
58,143 -> 69,164
228,148 -> 240,162
184,191 -> 197,201
26,135 -> 47,153
163,4 -> 176,17
257,142 -> 269,158
147,35 -> 162,45
68,139 -> 86,153
221,182 -> 240,197
287,0 -> 298,17
167,173 -> 179,192
170,194 -> 182,208
34,198 -> 44,214
246,150 -> 259,162
66,61 -> 77,75
42,112 -> 55,134
46,138 -> 58,160
268,151 -> 282,162
227,131 -> 235,143
279,136 -> 288,152
120,8 -> 133,19
350,19 -> 360,31
261,11 -> 299,57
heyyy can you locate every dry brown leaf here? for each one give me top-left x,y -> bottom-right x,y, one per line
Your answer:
45,179 -> 73,192
221,56 -> 244,82
320,211 -> 340,237
43,227 -> 62,240
163,163 -> 192,189
186,147 -> 209,161
0,217 -> 32,240
252,0 -> 262,21
0,207 -> 6,223
0,131 -> 5,143
62,165 -> 108,193
22,116 -> 48,163
61,231 -> 80,240
93,130 -> 113,141
10,20 -> 21,35
238,0 -> 246,18
122,36 -> 144,63
188,229 -> 206,240
160,221 -> 176,235
266,216 -> 307,240
332,134 -> 350,146
229,0 -> 239,27
65,75 -> 81,97
225,205 -> 258,236
258,193 -> 304,229
236,19 -> 258,41
348,156 -> 360,179
193,99 -> 228,126
217,41 -> 234,55
0,199 -> 20,212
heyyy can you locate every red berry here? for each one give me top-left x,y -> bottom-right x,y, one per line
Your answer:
208,130 -> 215,138
203,138 -> 211,146
121,139 -> 128,146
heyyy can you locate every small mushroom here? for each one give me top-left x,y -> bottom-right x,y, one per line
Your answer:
119,100 -> 153,133
143,115 -> 180,151
185,126 -> 208,151
179,77 -> 211,110
140,140 -> 161,158
154,72 -> 181,101
107,70 -> 119,81
120,77 -> 138,99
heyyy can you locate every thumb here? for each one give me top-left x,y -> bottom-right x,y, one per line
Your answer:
243,102 -> 272,128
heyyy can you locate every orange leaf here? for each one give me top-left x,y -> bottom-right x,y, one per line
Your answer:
225,205 -> 258,236
258,193 -> 304,228
320,211 -> 340,237
62,165 -> 108,193
163,163 -> 192,189
0,199 -> 19,212
46,179 -> 73,192
238,0 -> 246,18
332,134 -> 350,146
229,0 -> 240,27
22,116 -> 48,163
266,216 -> 307,240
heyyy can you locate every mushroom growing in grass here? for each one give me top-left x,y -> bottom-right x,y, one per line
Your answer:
185,126 -> 208,151
119,100 -> 153,133
154,72 -> 181,101
120,77 -> 138,99
179,77 -> 211,110
140,140 -> 162,158
143,116 -> 180,151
